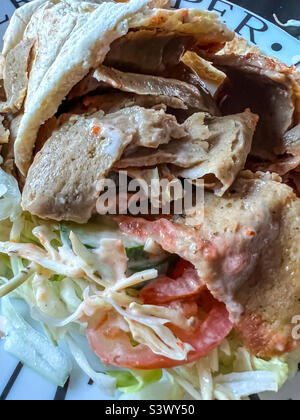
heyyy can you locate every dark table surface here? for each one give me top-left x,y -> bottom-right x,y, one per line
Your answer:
230,0 -> 300,23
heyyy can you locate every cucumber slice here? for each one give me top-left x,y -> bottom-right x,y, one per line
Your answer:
125,245 -> 145,261
128,255 -> 177,274
59,222 -> 141,250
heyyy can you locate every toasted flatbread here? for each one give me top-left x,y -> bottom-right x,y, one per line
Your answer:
217,36 -> 261,56
180,38 -> 261,93
13,0 -> 152,175
182,51 -> 226,87
2,0 -> 48,57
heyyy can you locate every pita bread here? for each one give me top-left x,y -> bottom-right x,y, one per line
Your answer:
5,0 -> 233,175
2,0 -> 49,57
13,0 -> 153,175
182,51 -> 226,87
217,36 -> 261,56
129,7 -> 234,46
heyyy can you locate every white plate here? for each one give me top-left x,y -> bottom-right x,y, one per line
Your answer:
0,0 -> 300,401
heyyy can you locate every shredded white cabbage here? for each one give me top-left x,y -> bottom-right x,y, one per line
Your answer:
0,264 -> 36,298
0,212 -> 197,362
66,335 -> 117,397
0,157 -> 21,222
2,297 -> 72,387
106,295 -> 193,361
60,278 -> 84,313
0,240 -> 85,278
215,372 -> 278,400
170,369 -> 203,400
164,339 -> 291,401
196,359 -> 214,400
128,302 -> 195,329
31,303 -> 85,328
233,347 -> 253,372
120,371 -> 182,401
128,318 -> 194,361
214,384 -> 236,401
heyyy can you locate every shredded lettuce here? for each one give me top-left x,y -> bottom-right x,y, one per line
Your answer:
0,265 -> 35,298
126,245 -> 145,260
163,339 -> 291,400
252,357 -> 288,388
0,219 -> 14,242
60,216 -> 141,249
0,254 -> 13,279
2,297 -> 72,387
107,369 -> 162,393
215,372 -> 278,400
49,274 -> 66,282
119,372 -> 183,400
66,335 -> 117,397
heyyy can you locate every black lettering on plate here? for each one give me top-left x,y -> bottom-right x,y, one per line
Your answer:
10,0 -> 30,9
172,0 -> 182,8
0,15 -> 9,25
235,12 -> 268,44
208,0 -> 233,17
172,0 -> 204,9
181,0 -> 204,4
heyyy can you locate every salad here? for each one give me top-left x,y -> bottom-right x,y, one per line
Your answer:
0,0 -> 300,401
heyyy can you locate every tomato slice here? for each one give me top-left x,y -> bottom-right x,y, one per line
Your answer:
140,260 -> 205,305
87,259 -> 233,370
171,259 -> 193,278
87,299 -> 232,370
